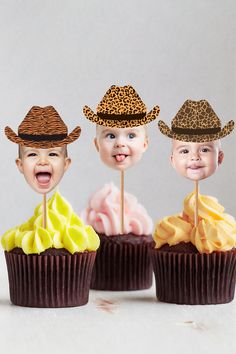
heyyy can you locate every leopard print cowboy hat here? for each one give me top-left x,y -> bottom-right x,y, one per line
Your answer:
5,105 -> 81,148
83,85 -> 160,128
158,100 -> 234,142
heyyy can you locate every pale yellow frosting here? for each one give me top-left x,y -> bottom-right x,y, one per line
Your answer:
153,215 -> 192,248
153,192 -> 236,253
1,192 -> 100,255
183,192 -> 235,225
191,219 -> 236,254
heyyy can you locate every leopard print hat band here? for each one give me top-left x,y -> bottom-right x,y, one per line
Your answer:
5,106 -> 81,148
158,99 -> 234,142
83,85 -> 160,128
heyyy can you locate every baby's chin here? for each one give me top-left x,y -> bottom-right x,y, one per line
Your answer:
102,162 -> 131,171
185,169 -> 217,181
185,172 -> 208,181
29,184 -> 56,195
24,178 -> 58,195
101,157 -> 140,171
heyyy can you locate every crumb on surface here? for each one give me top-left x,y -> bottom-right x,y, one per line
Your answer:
95,298 -> 120,313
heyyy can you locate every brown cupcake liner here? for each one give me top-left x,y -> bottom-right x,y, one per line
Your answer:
5,250 -> 96,308
151,248 -> 236,304
91,234 -> 153,291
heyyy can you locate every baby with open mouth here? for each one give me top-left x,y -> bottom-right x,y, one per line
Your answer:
94,125 -> 148,171
4,105 -> 80,195
16,145 -> 71,194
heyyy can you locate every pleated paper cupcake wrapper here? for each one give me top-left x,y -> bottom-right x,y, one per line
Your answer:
91,236 -> 153,291
5,251 -> 96,308
151,248 -> 236,305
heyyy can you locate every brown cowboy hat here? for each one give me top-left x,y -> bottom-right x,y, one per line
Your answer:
158,99 -> 234,142
83,85 -> 160,128
5,105 -> 81,148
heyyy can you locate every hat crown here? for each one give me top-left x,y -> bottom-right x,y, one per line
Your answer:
18,106 -> 68,135
96,85 -> 147,115
172,100 -> 221,130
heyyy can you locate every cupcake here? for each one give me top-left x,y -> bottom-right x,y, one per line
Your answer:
151,191 -> 236,304
81,182 -> 153,290
1,192 -> 100,307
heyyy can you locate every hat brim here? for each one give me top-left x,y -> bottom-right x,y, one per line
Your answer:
5,126 -> 81,148
158,120 -> 234,142
83,105 -> 160,128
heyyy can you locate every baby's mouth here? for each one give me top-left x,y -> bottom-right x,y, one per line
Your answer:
188,164 -> 203,170
35,172 -> 52,185
113,154 -> 128,162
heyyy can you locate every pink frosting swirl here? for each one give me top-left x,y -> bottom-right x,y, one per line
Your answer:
81,183 -> 153,236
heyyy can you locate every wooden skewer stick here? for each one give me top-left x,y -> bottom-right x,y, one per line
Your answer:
43,193 -> 47,229
194,181 -> 199,227
120,170 -> 125,234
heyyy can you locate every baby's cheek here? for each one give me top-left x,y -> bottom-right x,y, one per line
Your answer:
133,151 -> 144,163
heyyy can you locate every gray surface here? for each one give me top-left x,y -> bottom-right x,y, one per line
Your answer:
0,250 -> 235,354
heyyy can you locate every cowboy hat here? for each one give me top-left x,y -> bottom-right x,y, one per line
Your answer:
5,105 -> 81,148
158,100 -> 234,142
83,85 -> 160,128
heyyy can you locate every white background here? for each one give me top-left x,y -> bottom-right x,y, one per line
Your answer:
0,1 -> 235,353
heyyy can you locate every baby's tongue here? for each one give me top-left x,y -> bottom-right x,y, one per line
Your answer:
36,173 -> 51,184
115,154 -> 126,162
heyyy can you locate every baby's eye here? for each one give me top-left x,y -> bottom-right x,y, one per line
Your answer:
179,149 -> 189,154
200,148 -> 210,153
128,133 -> 136,139
106,133 -> 115,139
49,152 -> 59,157
27,152 -> 37,157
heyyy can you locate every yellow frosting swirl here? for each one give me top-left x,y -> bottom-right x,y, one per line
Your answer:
153,191 -> 236,253
1,192 -> 100,255
191,219 -> 236,253
183,192 -> 235,225
153,214 -> 192,248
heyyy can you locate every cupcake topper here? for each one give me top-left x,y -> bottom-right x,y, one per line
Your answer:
5,105 -> 81,229
158,99 -> 234,226
84,85 -> 160,233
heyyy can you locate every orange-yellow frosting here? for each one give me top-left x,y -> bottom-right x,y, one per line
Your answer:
153,192 -> 236,253
153,215 -> 192,248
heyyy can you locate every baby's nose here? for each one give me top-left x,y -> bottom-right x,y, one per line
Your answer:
37,156 -> 49,165
190,152 -> 200,160
115,138 -> 126,148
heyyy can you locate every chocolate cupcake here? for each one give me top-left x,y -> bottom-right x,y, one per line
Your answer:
1,192 -> 100,307
81,183 -> 153,290
151,192 -> 236,305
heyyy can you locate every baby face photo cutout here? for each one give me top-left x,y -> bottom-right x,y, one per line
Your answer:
94,125 -> 148,171
158,100 -> 234,181
5,106 -> 81,194
83,85 -> 160,171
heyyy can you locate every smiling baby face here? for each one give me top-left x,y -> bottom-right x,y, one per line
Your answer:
16,145 -> 71,194
170,139 -> 224,181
